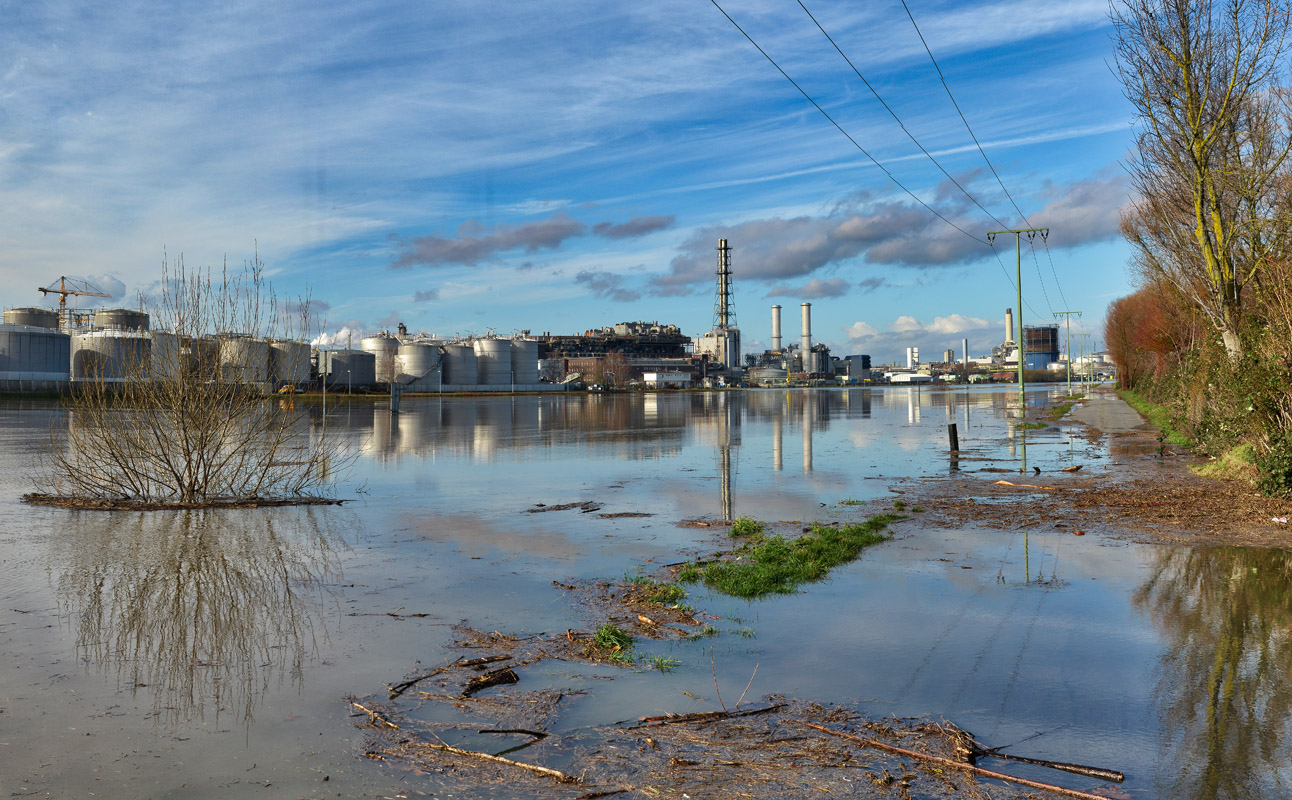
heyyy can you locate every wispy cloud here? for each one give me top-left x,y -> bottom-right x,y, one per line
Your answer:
592,215 -> 675,239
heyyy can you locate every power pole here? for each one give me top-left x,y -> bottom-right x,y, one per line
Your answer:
1075,333 -> 1091,391
1053,310 -> 1082,396
988,227 -> 1049,474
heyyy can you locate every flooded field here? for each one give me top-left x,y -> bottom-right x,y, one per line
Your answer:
2,386 -> 1290,798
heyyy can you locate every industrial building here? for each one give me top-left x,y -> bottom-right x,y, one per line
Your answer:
746,302 -> 833,385
693,238 -> 742,378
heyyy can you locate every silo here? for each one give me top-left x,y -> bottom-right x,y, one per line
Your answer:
270,340 -> 311,384
510,339 -> 539,385
474,338 -> 512,386
94,308 -> 150,332
72,330 -> 151,381
150,330 -> 182,380
4,308 -> 60,329
218,336 -> 270,384
396,341 -> 441,383
440,342 -> 477,386
361,333 -> 401,383
323,349 -> 376,388
185,337 -> 222,379
0,324 -> 71,390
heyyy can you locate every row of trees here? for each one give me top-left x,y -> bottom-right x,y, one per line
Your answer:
1109,0 -> 1292,489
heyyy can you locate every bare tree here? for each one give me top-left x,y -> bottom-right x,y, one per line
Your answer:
34,252 -> 345,505
1113,0 -> 1292,358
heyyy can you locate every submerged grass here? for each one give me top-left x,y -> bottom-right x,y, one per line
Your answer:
624,573 -> 688,605
681,514 -> 902,599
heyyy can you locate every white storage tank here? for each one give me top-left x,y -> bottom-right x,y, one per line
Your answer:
150,331 -> 182,380
441,342 -> 477,386
474,338 -> 511,386
510,339 -> 539,385
72,330 -> 151,381
218,336 -> 270,384
396,341 -> 441,383
94,308 -> 150,332
322,349 -> 376,388
361,334 -> 401,383
3,308 -> 60,329
0,324 -> 71,389
270,340 -> 311,384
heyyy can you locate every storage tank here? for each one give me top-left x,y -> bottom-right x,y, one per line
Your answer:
322,349 -> 376,388
361,333 -> 401,383
72,330 -> 151,381
510,339 -> 539,385
217,336 -> 270,384
270,340 -> 311,384
4,308 -> 59,329
150,331 -> 182,380
474,338 -> 512,386
94,308 -> 150,332
185,337 -> 221,379
0,324 -> 71,387
440,342 -> 477,386
396,341 -> 441,383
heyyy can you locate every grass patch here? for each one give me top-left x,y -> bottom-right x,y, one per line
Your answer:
1047,401 -> 1076,419
911,506 -> 925,513
837,498 -> 866,506
650,656 -> 681,672
729,516 -> 766,537
624,573 -> 688,605
1017,421 -> 1048,430
1117,388 -> 1193,447
687,625 -> 720,640
689,514 -> 902,599
1191,443 -> 1257,481
586,623 -> 636,663
893,500 -> 906,511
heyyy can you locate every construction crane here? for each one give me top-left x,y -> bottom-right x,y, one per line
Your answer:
38,276 -> 111,330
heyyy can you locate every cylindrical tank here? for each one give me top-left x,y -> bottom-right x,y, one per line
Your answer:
510,339 -> 539,385
440,343 -> 477,386
396,341 -> 441,383
474,338 -> 512,386
270,340 -> 311,384
218,336 -> 270,384
0,324 -> 71,383
322,349 -> 376,388
94,308 -> 150,332
184,337 -> 221,379
801,302 -> 812,354
72,330 -> 151,381
150,331 -> 181,380
4,308 -> 59,329
361,334 -> 401,383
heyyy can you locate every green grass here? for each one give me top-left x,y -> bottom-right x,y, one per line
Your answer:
1047,401 -> 1076,419
624,573 -> 688,605
729,516 -> 766,537
837,498 -> 866,506
688,514 -> 902,599
1017,421 -> 1048,430
650,656 -> 681,672
893,500 -> 906,511
1191,443 -> 1257,481
737,627 -> 756,638
594,623 -> 636,663
677,563 -> 702,583
1117,388 -> 1193,447
911,506 -> 925,513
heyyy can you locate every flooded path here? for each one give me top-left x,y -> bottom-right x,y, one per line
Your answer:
1,387 -> 1290,798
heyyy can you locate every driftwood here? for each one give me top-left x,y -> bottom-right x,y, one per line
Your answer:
389,654 -> 511,697
976,746 -> 1124,783
629,703 -> 787,729
478,728 -> 549,740
350,701 -> 399,729
793,721 -> 1115,800
993,480 -> 1058,491
461,666 -> 519,697
410,740 -> 580,783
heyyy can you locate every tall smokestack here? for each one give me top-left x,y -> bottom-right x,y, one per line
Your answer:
800,302 -> 812,358
1005,308 -> 1015,344
771,304 -> 782,351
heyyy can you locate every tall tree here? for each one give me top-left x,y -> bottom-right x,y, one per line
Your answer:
1113,0 -> 1292,358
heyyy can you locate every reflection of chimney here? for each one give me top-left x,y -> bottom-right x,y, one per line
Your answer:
1005,308 -> 1015,344
801,302 -> 812,355
771,305 -> 782,351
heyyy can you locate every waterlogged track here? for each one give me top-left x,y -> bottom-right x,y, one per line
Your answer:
2,387 -> 1291,799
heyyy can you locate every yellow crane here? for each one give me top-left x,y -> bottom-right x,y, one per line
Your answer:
38,276 -> 111,329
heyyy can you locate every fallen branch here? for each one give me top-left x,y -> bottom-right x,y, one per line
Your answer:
410,741 -> 580,783
350,701 -> 399,729
793,721 -> 1114,800
629,703 -> 786,729
977,747 -> 1124,783
478,728 -> 549,740
389,654 -> 511,697
461,666 -> 519,698
993,480 -> 1058,491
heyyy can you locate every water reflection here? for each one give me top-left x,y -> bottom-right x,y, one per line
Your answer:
1136,548 -> 1292,799
54,508 -> 345,726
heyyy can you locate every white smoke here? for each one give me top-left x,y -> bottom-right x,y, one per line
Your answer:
311,326 -> 365,347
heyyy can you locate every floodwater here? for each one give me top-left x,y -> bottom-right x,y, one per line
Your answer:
1,386 -> 1290,799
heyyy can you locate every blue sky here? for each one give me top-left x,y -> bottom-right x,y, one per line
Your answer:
1,0 -> 1134,363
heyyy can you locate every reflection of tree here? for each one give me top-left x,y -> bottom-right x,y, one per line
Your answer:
1135,548 -> 1292,800
55,508 -> 344,727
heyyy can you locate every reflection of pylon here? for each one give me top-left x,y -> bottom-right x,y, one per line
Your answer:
713,238 -> 735,331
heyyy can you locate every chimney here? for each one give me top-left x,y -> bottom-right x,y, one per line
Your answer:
771,304 -> 782,351
1005,308 -> 1015,344
801,302 -> 812,356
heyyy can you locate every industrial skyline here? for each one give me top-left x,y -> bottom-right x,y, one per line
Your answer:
2,0 -> 1127,363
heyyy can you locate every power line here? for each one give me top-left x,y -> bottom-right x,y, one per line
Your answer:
707,0 -> 985,244
794,0 -> 1009,230
1028,238 -> 1054,316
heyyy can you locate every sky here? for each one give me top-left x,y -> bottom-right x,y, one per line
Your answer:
0,0 -> 1137,363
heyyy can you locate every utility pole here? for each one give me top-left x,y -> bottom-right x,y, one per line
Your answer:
1075,333 -> 1091,391
1053,310 -> 1082,396
988,227 -> 1049,474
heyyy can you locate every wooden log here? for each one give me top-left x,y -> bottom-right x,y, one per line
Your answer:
792,721 -> 1115,800
629,703 -> 786,729
461,666 -> 519,698
948,423 -> 960,453
389,654 -> 511,696
979,748 -> 1124,783
410,741 -> 579,783
350,701 -> 399,729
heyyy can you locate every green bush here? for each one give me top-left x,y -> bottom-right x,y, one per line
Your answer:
1257,431 -> 1292,498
